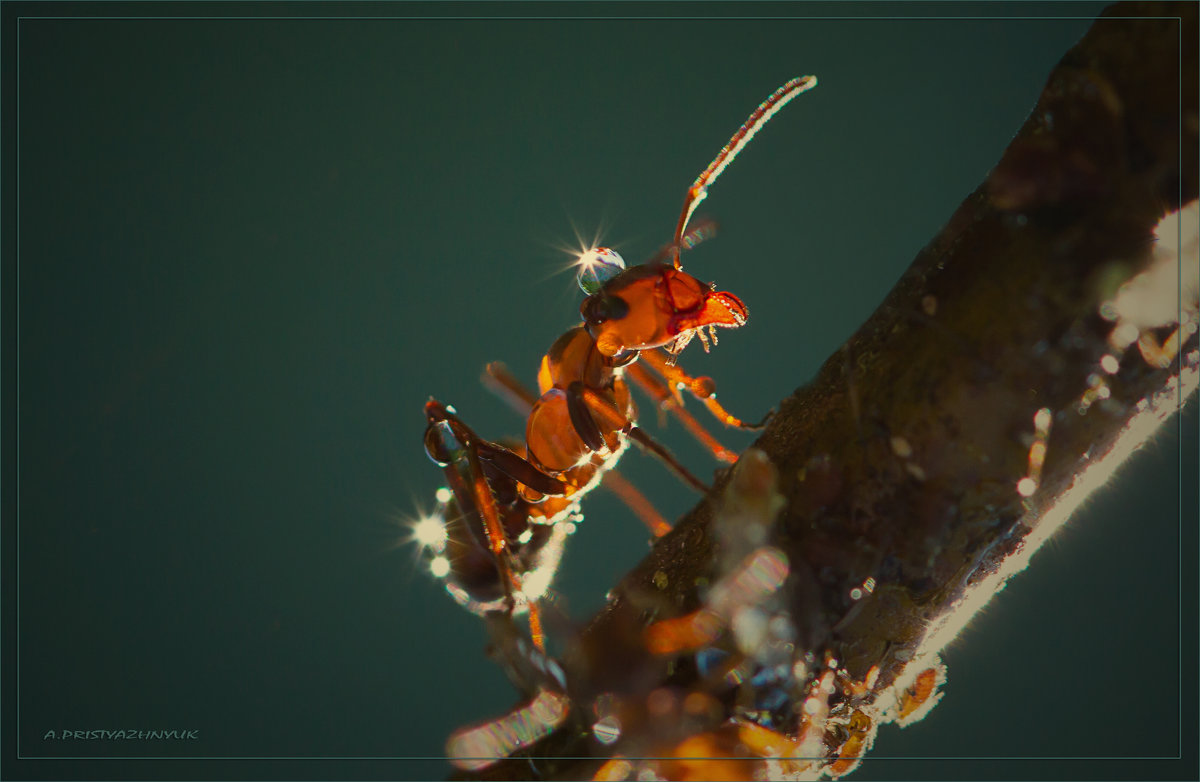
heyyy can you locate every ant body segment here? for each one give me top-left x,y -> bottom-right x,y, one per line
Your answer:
417,76 -> 818,657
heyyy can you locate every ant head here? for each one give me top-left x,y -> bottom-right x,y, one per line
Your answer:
579,289 -> 631,329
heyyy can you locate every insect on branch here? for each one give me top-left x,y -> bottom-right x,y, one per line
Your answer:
454,3 -> 1198,780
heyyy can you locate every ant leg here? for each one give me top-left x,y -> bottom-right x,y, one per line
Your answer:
626,428 -> 709,494
482,361 -> 537,412
425,400 -> 548,651
526,602 -> 546,654
464,443 -> 548,652
639,348 -> 771,430
599,469 -> 672,538
425,402 -> 516,585
567,382 -> 710,495
625,361 -> 739,464
428,387 -> 569,498
453,437 -> 548,649
477,439 -> 571,498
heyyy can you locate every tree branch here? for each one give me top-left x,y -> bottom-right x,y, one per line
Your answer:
458,3 -> 1198,778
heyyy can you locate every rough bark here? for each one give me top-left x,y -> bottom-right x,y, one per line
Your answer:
460,3 -> 1198,779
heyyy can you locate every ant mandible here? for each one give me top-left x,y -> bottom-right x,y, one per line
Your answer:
419,76 -> 818,653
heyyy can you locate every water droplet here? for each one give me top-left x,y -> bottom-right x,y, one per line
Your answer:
576,247 -> 627,295
592,715 -> 622,745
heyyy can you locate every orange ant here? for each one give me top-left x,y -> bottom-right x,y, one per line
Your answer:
418,76 -> 818,656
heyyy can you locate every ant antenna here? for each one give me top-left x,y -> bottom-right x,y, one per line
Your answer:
672,75 -> 818,269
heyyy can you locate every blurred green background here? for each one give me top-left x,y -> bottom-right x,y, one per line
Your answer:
13,3 -> 1196,780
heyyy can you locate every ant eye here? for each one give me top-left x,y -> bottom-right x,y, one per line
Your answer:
576,247 -> 626,295
581,293 -> 630,325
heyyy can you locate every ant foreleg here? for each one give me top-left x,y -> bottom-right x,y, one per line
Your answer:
625,361 -> 739,464
639,348 -> 772,430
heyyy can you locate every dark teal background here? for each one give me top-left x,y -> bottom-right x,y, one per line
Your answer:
9,3 -> 1196,781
